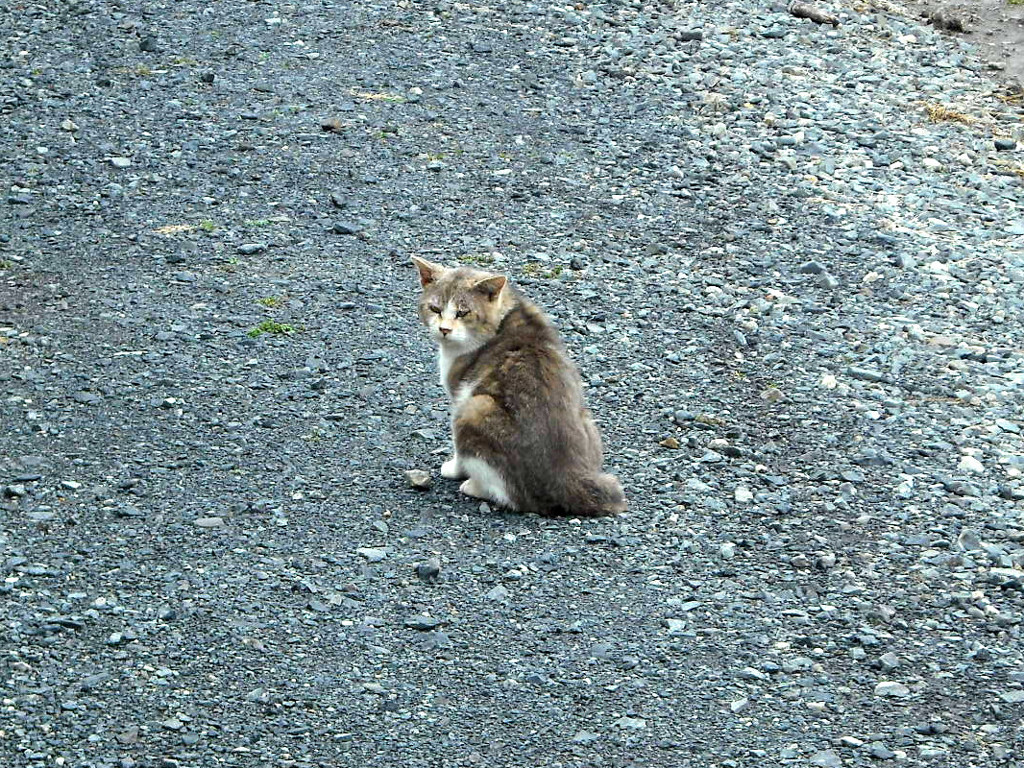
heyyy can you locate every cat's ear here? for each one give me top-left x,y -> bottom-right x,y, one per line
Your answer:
411,256 -> 444,288
474,275 -> 506,301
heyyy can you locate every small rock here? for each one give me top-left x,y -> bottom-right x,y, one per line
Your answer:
613,716 -> 646,730
817,551 -> 837,570
321,117 -> 346,133
738,666 -> 767,681
404,469 -> 432,490
808,750 -> 842,767
193,517 -> 224,528
994,137 -> 1017,151
356,547 -> 387,562
109,157 -> 131,168
404,614 -> 441,631
415,558 -> 441,582
817,272 -> 839,289
332,220 -> 364,235
868,742 -> 896,760
730,697 -> 750,713
999,689 -> 1024,704
879,652 -> 901,671
485,585 -> 509,601
79,672 -> 111,690
734,486 -> 753,503
665,618 -> 687,636
236,243 -> 267,255
958,455 -> 985,474
571,730 -> 600,744
956,528 -> 983,552
874,681 -> 911,698
928,9 -> 966,32
848,367 -> 885,383
421,630 -> 451,650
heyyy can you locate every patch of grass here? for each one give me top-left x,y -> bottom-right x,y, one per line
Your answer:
170,55 -> 198,66
457,253 -> 496,266
694,413 -> 724,427
247,320 -> 296,338
925,103 -> 974,125
218,257 -> 240,273
114,64 -> 153,77
1009,0 -> 1023,7
521,263 -> 563,279
199,219 -> 216,232
245,218 -> 271,227
257,296 -> 283,308
0,259 -> 14,270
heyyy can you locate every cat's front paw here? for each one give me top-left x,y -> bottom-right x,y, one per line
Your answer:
459,477 -> 485,499
441,458 -> 467,480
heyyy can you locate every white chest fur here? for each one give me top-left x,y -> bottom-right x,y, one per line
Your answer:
437,344 -> 477,416
438,345 -> 457,396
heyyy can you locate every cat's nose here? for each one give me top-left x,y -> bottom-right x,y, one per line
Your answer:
439,326 -> 452,336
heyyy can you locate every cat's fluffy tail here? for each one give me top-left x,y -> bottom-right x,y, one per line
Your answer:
568,472 -> 627,517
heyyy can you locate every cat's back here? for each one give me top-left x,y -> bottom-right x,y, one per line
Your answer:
473,298 -> 581,409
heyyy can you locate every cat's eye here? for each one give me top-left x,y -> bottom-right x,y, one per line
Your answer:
456,309 -> 470,319
429,305 -> 442,314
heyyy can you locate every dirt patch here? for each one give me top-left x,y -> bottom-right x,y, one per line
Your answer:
898,0 -> 1024,88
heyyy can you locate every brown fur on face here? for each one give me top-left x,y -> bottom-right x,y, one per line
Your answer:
412,257 -> 627,517
412,257 -> 512,348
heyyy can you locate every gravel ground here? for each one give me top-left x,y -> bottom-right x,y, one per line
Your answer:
900,0 -> 1024,87
2,1 -> 1023,767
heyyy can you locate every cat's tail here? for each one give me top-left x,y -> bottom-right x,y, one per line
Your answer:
566,472 -> 627,517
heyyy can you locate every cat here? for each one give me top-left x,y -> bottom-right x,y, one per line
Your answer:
411,256 -> 627,517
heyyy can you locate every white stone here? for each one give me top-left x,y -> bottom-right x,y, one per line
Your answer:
874,681 -> 910,698
958,455 -> 985,474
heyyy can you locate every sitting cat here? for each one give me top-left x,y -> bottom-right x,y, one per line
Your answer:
411,256 -> 627,517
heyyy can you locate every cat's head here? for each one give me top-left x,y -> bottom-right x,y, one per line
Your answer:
411,257 -> 510,348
